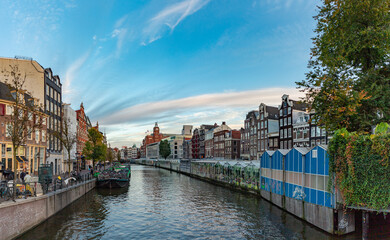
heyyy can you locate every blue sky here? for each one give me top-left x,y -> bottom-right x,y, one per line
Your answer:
0,0 -> 319,147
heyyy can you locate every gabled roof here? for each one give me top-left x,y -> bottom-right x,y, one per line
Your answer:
277,149 -> 290,156
264,150 -> 275,157
315,144 -> 328,151
294,147 -> 311,155
266,105 -> 279,119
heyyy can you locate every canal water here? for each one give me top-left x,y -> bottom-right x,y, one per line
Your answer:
21,165 -> 366,239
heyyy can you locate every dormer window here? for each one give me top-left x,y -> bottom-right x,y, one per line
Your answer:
10,90 -> 17,100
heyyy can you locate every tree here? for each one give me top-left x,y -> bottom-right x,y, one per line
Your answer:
159,140 -> 171,160
297,0 -> 390,133
117,150 -> 121,162
106,147 -> 114,165
53,117 -> 77,176
82,128 -> 107,170
1,64 -> 44,199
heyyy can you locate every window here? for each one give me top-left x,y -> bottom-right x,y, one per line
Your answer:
5,124 -> 11,137
27,127 -> 32,140
6,105 -> 13,115
288,128 -> 292,138
1,144 -> 5,157
280,119 -> 283,127
288,107 -> 291,115
288,117 -> 291,125
42,130 -> 46,142
35,130 -> 39,143
312,149 -> 318,158
280,109 -> 283,116
265,120 -> 267,128
46,84 -> 50,96
280,130 -> 283,138
311,127 -> 316,137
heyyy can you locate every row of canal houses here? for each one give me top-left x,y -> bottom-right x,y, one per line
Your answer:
138,93 -> 355,235
137,144 -> 355,235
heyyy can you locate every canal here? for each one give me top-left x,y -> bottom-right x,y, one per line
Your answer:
21,165 -> 365,239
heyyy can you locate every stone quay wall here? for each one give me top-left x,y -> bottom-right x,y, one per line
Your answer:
0,179 -> 95,240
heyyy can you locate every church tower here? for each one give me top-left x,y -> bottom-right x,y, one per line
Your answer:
153,122 -> 160,136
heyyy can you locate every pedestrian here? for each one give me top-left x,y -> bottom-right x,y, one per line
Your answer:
20,168 -> 26,183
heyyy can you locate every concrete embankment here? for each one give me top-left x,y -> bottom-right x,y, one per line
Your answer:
0,179 -> 95,240
135,159 -> 355,236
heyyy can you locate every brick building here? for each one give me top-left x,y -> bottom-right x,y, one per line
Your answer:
213,122 -> 231,159
76,102 -> 92,169
0,82 -> 48,176
140,122 -> 165,158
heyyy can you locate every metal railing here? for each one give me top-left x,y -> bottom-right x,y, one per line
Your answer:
0,171 -> 93,203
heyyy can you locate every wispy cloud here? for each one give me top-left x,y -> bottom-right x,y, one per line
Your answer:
100,87 -> 303,125
142,0 -> 210,45
101,87 -> 303,147
63,52 -> 90,102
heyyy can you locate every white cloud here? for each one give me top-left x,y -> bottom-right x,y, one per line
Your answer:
100,87 -> 303,126
63,52 -> 90,101
142,0 -> 210,45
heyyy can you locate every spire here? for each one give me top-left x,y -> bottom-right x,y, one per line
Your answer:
155,122 -> 158,128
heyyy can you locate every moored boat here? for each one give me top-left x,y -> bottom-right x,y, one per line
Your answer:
97,164 -> 131,189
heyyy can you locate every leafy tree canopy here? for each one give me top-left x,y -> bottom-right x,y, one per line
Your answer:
297,0 -> 390,133
159,140 -> 171,160
82,128 -> 107,168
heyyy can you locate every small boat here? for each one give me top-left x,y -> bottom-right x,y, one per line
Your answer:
96,164 -> 131,188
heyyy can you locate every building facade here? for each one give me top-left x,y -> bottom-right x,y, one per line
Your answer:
0,82 -> 47,176
278,94 -> 309,150
292,111 -> 310,148
76,103 -> 92,170
62,103 -> 77,172
242,111 -> 259,160
191,128 -> 200,159
224,130 -> 241,160
141,122 -> 165,158
258,103 -> 279,156
44,68 -> 63,175
213,122 -> 231,159
309,115 -> 329,147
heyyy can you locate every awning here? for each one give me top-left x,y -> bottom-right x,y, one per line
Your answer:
16,156 -> 23,163
21,156 -> 28,162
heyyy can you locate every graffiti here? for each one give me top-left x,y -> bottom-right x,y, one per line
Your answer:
338,218 -> 348,229
292,186 -> 306,200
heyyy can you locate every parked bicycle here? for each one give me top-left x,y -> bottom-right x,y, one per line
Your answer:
0,181 -> 12,201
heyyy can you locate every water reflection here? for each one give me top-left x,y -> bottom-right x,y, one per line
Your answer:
21,165 -> 364,239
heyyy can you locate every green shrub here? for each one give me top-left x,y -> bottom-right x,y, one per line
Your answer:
329,123 -> 390,210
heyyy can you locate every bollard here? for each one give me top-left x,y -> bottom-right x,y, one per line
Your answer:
362,211 -> 370,240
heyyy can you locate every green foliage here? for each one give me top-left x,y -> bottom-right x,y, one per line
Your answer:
297,0 -> 390,133
329,123 -> 390,210
82,128 -> 107,168
375,122 -> 389,135
159,140 -> 171,160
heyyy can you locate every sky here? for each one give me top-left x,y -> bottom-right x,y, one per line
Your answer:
0,0 -> 319,147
